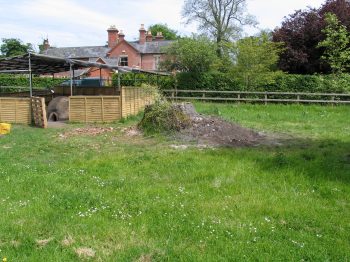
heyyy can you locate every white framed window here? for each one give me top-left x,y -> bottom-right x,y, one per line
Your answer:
119,56 -> 128,67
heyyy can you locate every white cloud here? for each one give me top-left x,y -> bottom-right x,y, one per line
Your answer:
247,0 -> 326,33
0,0 -> 327,48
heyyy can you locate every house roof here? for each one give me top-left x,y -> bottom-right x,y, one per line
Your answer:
130,40 -> 174,54
43,46 -> 109,58
42,40 -> 174,59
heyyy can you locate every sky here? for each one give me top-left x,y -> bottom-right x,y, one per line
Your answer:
0,0 -> 326,49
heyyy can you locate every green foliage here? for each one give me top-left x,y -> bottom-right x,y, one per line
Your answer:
231,32 -> 284,89
111,73 -> 175,89
138,100 -> 190,133
318,13 -> 350,74
174,72 -> 350,93
161,36 -> 218,73
138,84 -> 190,133
148,24 -> 179,40
0,38 -> 34,57
0,75 -> 63,90
176,71 -> 241,90
267,74 -> 350,93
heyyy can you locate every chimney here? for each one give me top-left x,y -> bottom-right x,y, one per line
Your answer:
119,30 -> 125,42
42,38 -> 50,51
155,32 -> 164,41
146,31 -> 153,42
107,25 -> 119,48
139,24 -> 146,45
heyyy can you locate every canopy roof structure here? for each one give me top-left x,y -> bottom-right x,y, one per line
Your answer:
0,53 -> 170,96
0,53 -> 125,74
0,52 -> 170,75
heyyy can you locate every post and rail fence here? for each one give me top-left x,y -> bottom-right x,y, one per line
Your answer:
162,89 -> 350,105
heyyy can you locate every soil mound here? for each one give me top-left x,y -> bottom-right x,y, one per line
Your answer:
176,103 -> 264,147
140,102 -> 266,147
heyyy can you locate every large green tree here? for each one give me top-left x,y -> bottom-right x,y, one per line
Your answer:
161,36 -> 218,73
0,38 -> 34,57
148,24 -> 179,40
182,0 -> 256,57
318,13 -> 350,74
272,0 -> 350,74
231,32 -> 283,89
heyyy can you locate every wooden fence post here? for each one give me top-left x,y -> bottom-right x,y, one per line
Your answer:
101,97 -> 105,122
84,97 -> 87,123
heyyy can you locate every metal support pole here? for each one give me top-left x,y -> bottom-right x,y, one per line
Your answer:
117,73 -> 121,90
70,64 -> 73,96
99,68 -> 102,87
28,53 -> 33,97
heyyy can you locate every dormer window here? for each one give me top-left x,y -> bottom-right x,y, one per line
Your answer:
119,56 -> 128,67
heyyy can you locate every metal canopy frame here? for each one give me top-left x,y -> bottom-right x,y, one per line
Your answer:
0,52 -> 170,97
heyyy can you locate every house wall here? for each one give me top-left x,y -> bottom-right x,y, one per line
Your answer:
87,68 -> 112,79
108,41 -> 141,68
141,54 -> 155,70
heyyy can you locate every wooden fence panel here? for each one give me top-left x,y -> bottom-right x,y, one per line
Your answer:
31,97 -> 47,128
121,87 -> 155,118
0,97 -> 31,124
69,96 -> 121,123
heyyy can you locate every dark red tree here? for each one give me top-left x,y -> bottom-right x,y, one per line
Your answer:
273,0 -> 350,74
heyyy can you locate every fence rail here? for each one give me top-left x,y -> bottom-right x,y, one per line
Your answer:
162,90 -> 350,104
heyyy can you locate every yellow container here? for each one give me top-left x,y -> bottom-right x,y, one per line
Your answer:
0,123 -> 11,135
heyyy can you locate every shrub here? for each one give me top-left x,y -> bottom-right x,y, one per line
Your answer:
138,100 -> 190,133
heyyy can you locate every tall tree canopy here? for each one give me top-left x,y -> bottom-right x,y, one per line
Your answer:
231,31 -> 283,89
161,36 -> 218,73
0,38 -> 34,57
273,0 -> 350,74
182,0 -> 256,56
148,24 -> 179,40
318,13 -> 350,74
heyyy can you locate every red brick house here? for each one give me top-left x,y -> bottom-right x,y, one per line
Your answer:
42,24 -> 173,79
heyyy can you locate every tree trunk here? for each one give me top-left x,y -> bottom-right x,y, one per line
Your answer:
216,36 -> 222,58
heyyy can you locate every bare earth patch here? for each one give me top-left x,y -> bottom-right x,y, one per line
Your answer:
122,126 -> 142,137
136,254 -> 152,262
59,127 -> 114,139
61,235 -> 75,247
36,238 -> 53,248
75,247 -> 96,259
10,240 -> 21,248
179,114 -> 265,147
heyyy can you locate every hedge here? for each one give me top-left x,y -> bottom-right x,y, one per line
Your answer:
112,73 -> 175,90
0,75 -> 63,89
3,72 -> 348,94
174,72 -> 350,93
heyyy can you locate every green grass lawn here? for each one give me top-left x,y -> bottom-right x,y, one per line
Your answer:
0,103 -> 349,261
